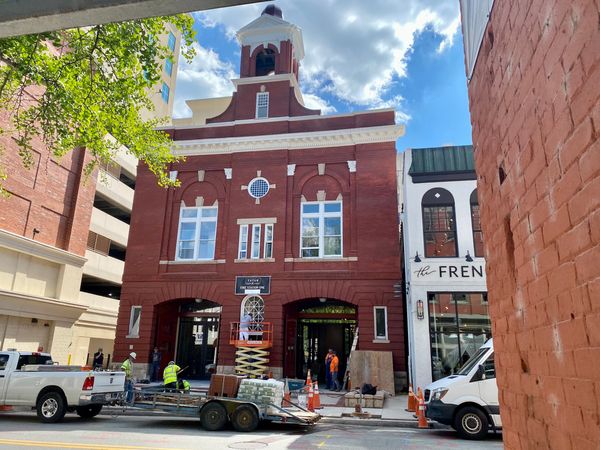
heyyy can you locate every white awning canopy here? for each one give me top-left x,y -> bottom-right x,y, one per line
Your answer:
460,0 -> 495,81
0,0 -> 268,38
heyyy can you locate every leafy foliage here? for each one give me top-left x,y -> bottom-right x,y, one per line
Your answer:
0,16 -> 195,187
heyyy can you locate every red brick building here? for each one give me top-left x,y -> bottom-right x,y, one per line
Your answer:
114,6 -> 406,388
461,0 -> 599,448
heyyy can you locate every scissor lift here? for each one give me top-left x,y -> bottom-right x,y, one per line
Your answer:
229,322 -> 273,377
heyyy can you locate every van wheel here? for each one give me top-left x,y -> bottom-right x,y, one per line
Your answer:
231,404 -> 259,432
200,402 -> 228,431
76,404 -> 103,419
454,406 -> 488,440
36,392 -> 67,423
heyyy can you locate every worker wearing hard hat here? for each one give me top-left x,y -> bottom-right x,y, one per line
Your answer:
121,352 -> 136,403
163,360 -> 182,391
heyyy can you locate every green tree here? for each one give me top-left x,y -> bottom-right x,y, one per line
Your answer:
0,16 -> 195,190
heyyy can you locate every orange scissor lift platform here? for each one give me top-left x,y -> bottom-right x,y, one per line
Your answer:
229,322 -> 273,378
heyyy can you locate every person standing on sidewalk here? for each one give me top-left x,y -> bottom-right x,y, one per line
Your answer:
330,351 -> 341,391
150,347 -> 162,382
324,349 -> 334,389
92,348 -> 104,370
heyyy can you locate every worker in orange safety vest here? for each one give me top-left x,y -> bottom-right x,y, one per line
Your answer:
330,351 -> 341,391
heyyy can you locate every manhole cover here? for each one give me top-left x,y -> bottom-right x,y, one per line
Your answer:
228,442 -> 268,450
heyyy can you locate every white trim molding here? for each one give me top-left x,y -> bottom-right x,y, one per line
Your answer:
284,256 -> 358,262
172,124 -> 404,157
159,259 -> 226,265
237,217 -> 278,225
0,229 -> 87,268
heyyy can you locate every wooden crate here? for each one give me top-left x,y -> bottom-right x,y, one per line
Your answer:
208,374 -> 244,398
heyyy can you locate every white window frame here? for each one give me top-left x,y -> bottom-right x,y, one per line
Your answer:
175,206 -> 218,261
373,306 -> 388,341
128,306 -> 142,338
300,201 -> 343,258
264,224 -> 274,259
251,224 -> 261,259
238,224 -> 249,259
256,92 -> 269,119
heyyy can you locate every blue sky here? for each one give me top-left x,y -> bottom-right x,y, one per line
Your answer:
173,1 -> 473,152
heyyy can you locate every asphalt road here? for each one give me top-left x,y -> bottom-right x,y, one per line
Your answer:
0,412 -> 504,449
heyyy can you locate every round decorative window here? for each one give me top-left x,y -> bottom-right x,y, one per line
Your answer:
248,177 -> 270,199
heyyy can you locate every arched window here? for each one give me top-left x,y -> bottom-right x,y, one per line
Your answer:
240,295 -> 265,332
255,48 -> 276,76
470,189 -> 484,257
422,188 -> 458,257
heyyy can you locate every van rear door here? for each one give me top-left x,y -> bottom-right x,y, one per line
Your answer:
477,351 -> 500,425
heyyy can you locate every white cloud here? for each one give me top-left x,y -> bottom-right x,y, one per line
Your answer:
173,42 -> 236,118
302,93 -> 337,115
179,1 -> 460,119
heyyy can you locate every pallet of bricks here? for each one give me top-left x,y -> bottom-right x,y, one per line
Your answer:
236,379 -> 284,415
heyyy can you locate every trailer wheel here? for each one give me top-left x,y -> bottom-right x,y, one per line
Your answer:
454,406 -> 489,440
231,404 -> 259,432
76,404 -> 103,419
36,391 -> 67,423
200,402 -> 228,431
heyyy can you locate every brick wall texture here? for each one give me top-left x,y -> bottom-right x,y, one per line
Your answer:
466,1 -> 600,448
0,111 -> 97,256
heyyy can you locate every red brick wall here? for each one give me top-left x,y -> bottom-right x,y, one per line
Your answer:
114,116 -> 405,377
0,111 -> 96,256
466,1 -> 600,448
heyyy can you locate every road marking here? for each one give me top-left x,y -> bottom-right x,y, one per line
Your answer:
0,439 -> 182,450
316,433 -> 333,447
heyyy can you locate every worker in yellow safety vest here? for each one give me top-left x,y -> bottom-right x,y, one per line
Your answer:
163,361 -> 181,391
121,352 -> 136,403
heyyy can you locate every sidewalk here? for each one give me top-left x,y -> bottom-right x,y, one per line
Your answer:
315,389 -> 421,428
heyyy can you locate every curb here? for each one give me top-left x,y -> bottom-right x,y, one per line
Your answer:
319,416 -> 421,428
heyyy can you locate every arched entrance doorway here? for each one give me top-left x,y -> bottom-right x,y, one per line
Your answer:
284,299 -> 357,384
155,299 -> 221,380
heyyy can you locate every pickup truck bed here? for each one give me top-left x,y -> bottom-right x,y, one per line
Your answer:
0,351 -> 125,423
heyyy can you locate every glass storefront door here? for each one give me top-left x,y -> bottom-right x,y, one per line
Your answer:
428,292 -> 491,381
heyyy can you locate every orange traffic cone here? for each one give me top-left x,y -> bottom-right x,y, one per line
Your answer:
407,384 -> 416,412
313,381 -> 322,409
306,369 -> 312,386
417,393 -> 428,429
307,383 -> 315,412
283,379 -> 291,406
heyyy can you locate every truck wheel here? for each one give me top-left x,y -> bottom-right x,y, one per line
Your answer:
200,402 -> 228,431
36,392 -> 67,423
231,404 -> 259,432
76,404 -> 103,419
454,406 -> 489,440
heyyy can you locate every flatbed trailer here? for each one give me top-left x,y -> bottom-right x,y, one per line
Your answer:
129,388 -> 320,432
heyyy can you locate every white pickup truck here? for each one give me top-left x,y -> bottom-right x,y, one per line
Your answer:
0,350 -> 125,423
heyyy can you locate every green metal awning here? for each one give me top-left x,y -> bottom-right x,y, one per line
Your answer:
408,145 -> 476,182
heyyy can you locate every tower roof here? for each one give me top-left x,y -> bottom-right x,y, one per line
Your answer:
236,6 -> 304,61
261,4 -> 283,19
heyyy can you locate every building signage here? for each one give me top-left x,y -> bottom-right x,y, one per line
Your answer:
235,276 -> 271,295
412,262 -> 486,282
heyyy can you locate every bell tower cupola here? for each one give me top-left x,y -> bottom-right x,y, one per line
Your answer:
237,5 -> 304,80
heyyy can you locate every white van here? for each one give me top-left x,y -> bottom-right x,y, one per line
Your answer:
424,339 -> 500,440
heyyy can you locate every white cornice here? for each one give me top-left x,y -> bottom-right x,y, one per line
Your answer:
0,229 -> 87,267
159,108 -> 397,131
171,124 -> 404,157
